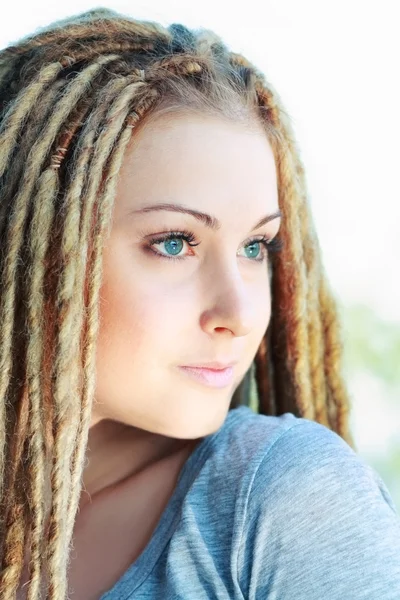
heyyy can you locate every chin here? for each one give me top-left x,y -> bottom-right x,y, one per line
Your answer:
158,394 -> 232,440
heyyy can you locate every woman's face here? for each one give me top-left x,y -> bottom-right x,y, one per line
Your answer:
93,112 -> 281,438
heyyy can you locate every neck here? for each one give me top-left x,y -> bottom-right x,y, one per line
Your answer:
79,418 -> 193,510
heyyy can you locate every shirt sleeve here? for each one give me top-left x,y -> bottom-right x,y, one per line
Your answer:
237,419 -> 400,600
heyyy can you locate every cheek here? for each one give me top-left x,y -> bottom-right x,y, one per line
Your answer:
96,274 -> 162,371
95,249 -> 190,378
252,277 -> 272,348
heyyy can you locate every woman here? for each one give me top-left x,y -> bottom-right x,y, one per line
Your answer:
0,7 -> 399,600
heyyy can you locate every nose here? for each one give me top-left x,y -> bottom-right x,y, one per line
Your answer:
199,262 -> 261,338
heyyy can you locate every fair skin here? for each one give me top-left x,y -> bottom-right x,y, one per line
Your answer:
80,112 -> 281,508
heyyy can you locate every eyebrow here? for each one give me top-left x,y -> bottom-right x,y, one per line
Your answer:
129,203 -> 282,231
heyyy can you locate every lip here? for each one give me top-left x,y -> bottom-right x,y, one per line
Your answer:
182,361 -> 236,370
178,365 -> 234,389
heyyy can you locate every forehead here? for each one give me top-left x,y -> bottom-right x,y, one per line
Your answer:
114,113 -> 279,221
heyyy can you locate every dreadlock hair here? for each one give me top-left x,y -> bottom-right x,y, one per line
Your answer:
0,7 -> 355,599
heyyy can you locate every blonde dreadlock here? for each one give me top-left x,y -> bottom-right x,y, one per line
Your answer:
0,8 -> 355,599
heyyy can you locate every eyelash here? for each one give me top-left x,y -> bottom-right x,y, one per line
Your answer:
145,229 -> 284,263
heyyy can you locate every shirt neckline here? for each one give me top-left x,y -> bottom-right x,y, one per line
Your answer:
100,405 -> 251,599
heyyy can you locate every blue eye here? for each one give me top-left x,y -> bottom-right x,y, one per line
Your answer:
163,237 -> 184,256
145,230 -> 283,262
240,236 -> 284,262
146,230 -> 200,261
244,241 -> 262,260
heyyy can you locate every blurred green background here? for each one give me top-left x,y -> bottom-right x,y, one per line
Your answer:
342,303 -> 400,511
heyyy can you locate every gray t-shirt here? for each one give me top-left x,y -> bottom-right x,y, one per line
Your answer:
100,405 -> 400,599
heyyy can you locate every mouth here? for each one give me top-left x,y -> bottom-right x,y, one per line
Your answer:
177,365 -> 234,389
